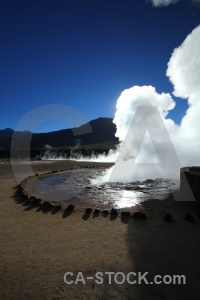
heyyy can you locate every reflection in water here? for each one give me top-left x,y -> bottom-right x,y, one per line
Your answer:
30,169 -> 179,209
119,191 -> 143,208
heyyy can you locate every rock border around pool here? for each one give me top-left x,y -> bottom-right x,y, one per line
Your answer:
13,167 -> 200,223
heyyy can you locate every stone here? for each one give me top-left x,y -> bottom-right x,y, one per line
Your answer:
133,211 -> 147,219
102,209 -> 109,216
111,208 -> 118,215
41,201 -> 49,207
121,211 -> 131,217
164,213 -> 173,222
85,186 -> 92,190
66,204 -> 75,211
33,198 -> 41,204
185,213 -> 195,223
180,167 -> 200,201
85,207 -> 92,214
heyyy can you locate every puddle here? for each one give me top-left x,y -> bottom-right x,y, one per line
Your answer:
27,169 -> 179,209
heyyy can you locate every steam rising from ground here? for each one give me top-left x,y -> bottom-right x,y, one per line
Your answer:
92,25 -> 200,183
151,0 -> 200,7
151,0 -> 180,7
69,149 -> 118,163
38,26 -> 200,184
39,147 -> 117,162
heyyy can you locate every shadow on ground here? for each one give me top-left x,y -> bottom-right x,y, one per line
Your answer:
126,196 -> 200,299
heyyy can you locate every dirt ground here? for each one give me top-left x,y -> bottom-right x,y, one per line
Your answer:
1,160 -> 200,300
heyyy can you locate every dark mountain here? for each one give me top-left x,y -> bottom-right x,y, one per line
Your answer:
0,128 -> 14,149
0,128 -> 14,139
0,117 -> 118,149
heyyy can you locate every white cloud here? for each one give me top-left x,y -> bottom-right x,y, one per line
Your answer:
114,85 -> 175,142
151,0 -> 200,7
95,25 -> 200,182
151,0 -> 180,7
166,25 -> 200,165
167,26 -> 200,103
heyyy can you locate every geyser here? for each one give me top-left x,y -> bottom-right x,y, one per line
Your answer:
23,168 -> 179,209
93,25 -> 200,184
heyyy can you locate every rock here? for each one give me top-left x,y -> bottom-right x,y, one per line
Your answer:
55,205 -> 62,209
121,211 -> 131,217
85,207 -> 92,214
51,205 -> 62,214
66,204 -> 75,211
94,208 -> 100,214
180,167 -> 200,201
33,198 -> 41,204
17,185 -> 23,192
133,211 -> 147,219
41,201 -> 49,207
185,213 -> 195,223
164,213 -> 173,222
102,209 -> 109,216
111,208 -> 118,215
143,179 -> 155,184
85,186 -> 92,190
29,196 -> 36,201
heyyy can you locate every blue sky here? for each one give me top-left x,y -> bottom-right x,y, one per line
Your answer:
0,0 -> 199,132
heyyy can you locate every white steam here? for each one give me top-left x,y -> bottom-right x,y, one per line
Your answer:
45,144 -> 52,149
114,85 -> 175,142
69,148 -> 118,163
150,0 -> 200,7
166,25 -> 200,166
92,25 -> 200,183
151,0 -> 180,7
167,26 -> 200,101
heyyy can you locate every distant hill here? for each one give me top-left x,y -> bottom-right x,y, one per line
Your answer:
0,117 -> 118,150
0,128 -> 14,149
0,128 -> 14,139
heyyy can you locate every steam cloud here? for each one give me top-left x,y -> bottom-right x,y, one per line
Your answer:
151,0 -> 180,7
151,0 -> 200,7
40,26 -> 200,183
69,149 -> 118,163
92,25 -> 200,183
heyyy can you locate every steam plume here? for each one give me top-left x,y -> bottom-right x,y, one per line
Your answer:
93,25 -> 200,183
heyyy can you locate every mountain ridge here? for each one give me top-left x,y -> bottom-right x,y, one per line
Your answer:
0,117 -> 118,149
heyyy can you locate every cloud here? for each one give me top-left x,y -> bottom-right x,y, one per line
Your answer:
151,0 -> 180,7
151,0 -> 200,7
114,85 -> 175,142
166,25 -> 200,163
167,26 -> 200,103
95,25 -> 200,182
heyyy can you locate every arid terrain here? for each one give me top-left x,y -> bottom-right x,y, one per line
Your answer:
1,160 -> 200,299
